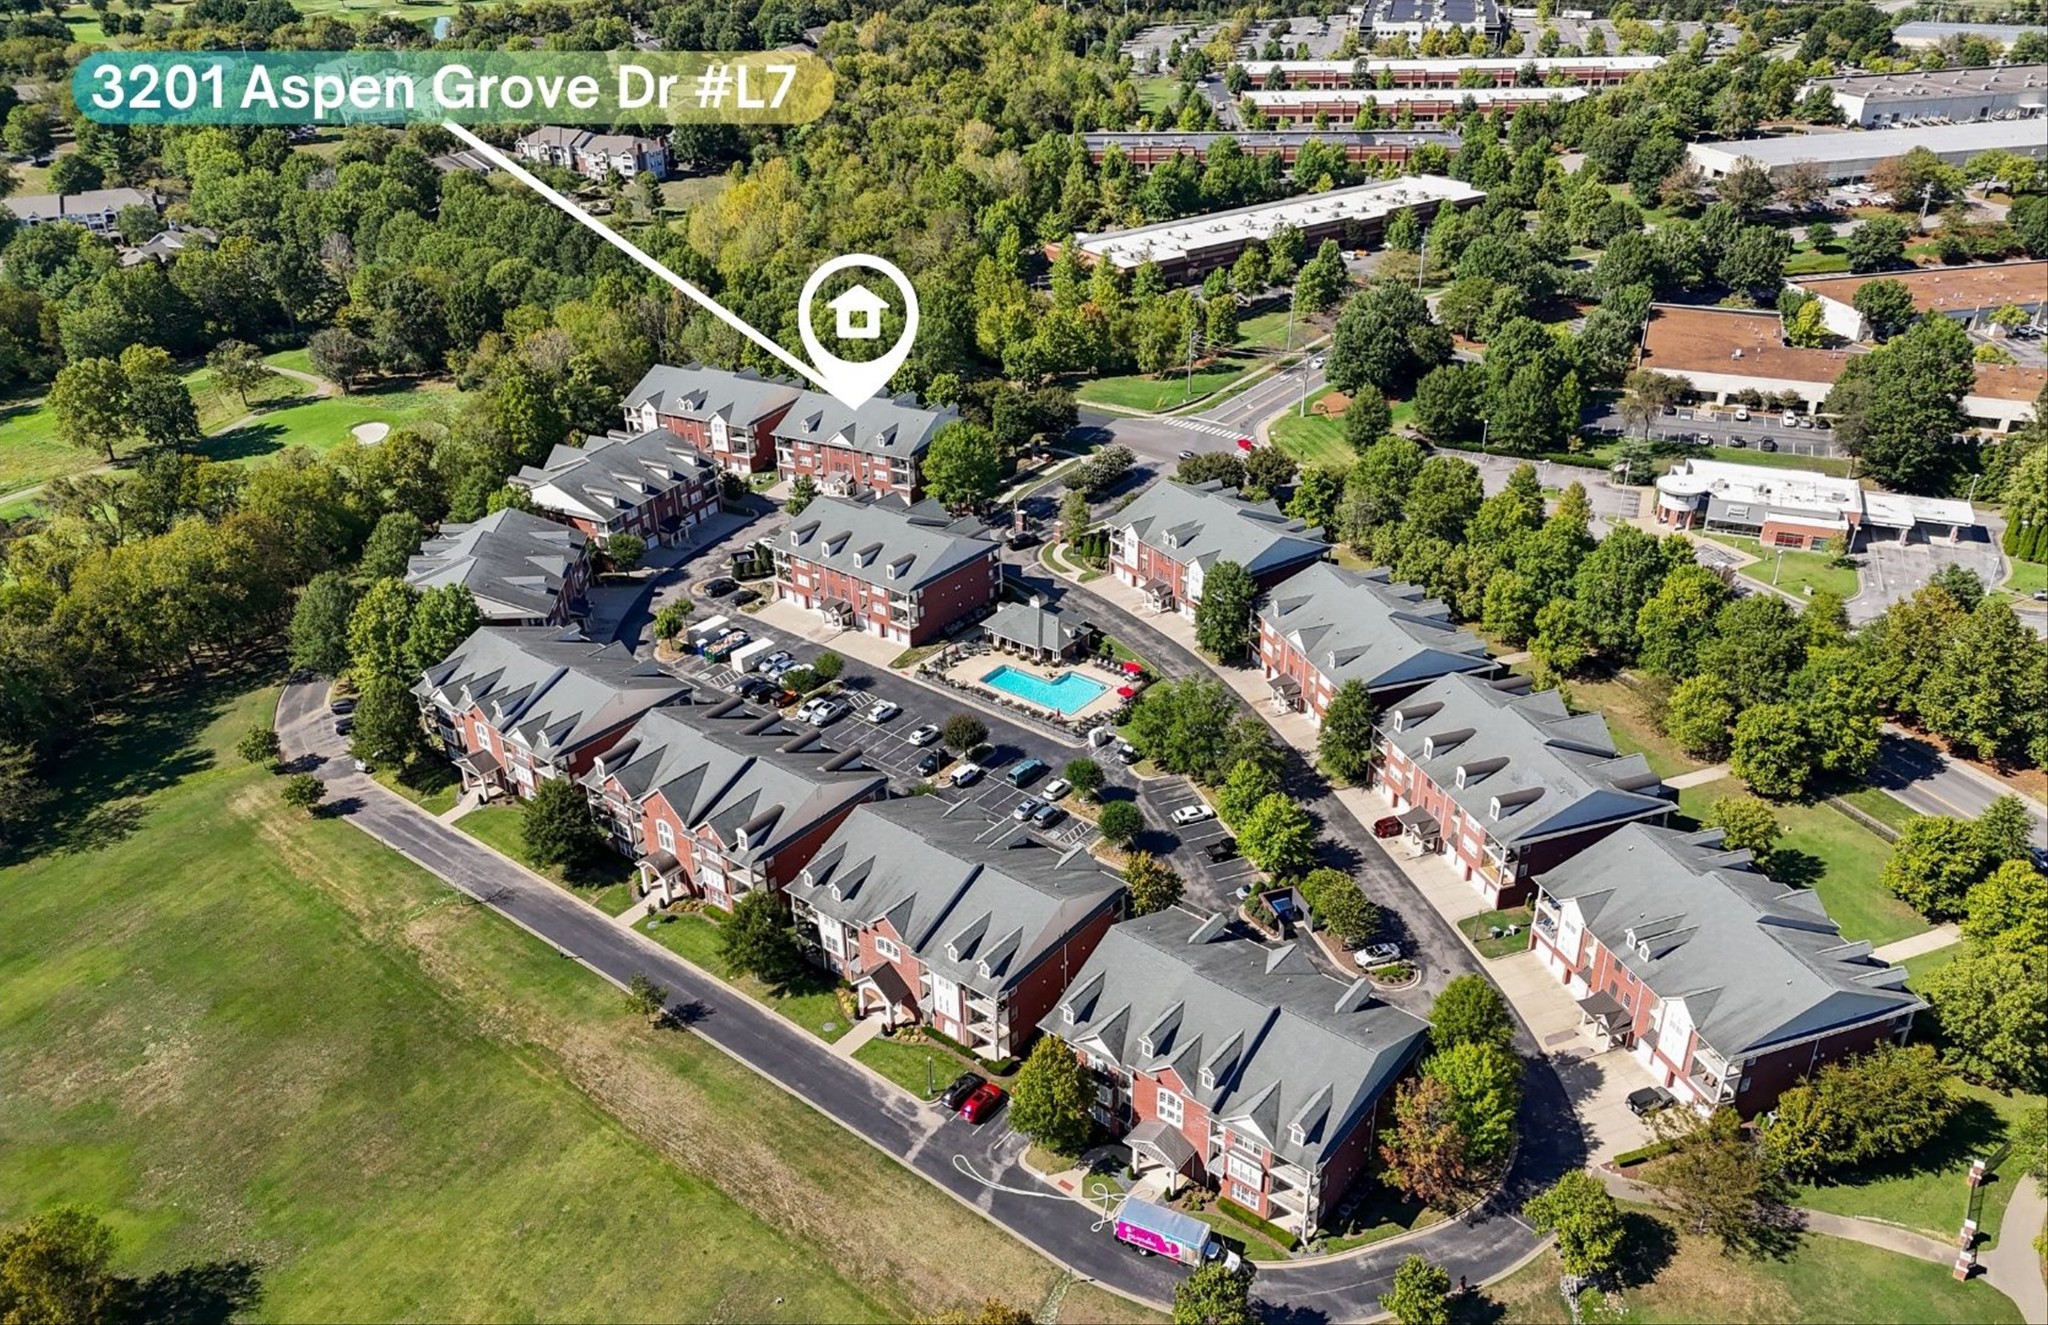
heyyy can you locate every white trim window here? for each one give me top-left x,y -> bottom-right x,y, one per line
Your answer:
655,820 -> 676,854
1155,1088 -> 1185,1127
874,935 -> 901,962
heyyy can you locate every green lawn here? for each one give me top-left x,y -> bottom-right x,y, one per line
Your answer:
1488,1205 -> 2019,1324
644,910 -> 854,1043
1235,308 -> 1310,352
1702,533 -> 1862,601
2003,559 -> 2047,596
1834,785 -> 1919,836
1134,76 -> 1180,114
1269,386 -> 1353,468
1677,777 -> 1928,946
1315,1187 -> 1442,1255
200,384 -> 462,465
372,761 -> 462,816
853,1035 -> 980,1100
1903,943 -> 1964,991
1563,674 -> 1710,781
1785,244 -> 1852,276
0,391 -> 79,498
1793,1083 -> 2044,1251
1457,906 -> 1536,959
1077,360 -> 1256,413
1698,445 -> 1854,477
455,804 -> 639,916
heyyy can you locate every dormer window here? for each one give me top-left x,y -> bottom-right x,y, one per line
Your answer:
1391,711 -> 1406,732
1061,1002 -> 1075,1025
1489,796 -> 1503,821
1199,1068 -> 1215,1091
1454,766 -> 1467,789
945,942 -> 959,962
978,961 -> 992,980
1137,1035 -> 1155,1058
1288,1124 -> 1306,1148
827,883 -> 841,901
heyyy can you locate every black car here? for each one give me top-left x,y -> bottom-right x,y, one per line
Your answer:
703,577 -> 738,597
732,588 -> 761,607
1759,438 -> 1779,452
1203,836 -> 1238,863
916,751 -> 944,775
939,1071 -> 987,1112
334,716 -> 354,737
734,677 -> 775,701
1626,1085 -> 1676,1118
329,697 -> 357,715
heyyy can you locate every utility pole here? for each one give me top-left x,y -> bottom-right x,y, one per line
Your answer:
1773,545 -> 1786,586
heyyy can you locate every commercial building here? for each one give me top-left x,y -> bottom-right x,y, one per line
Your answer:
1802,64 -> 2048,128
1530,825 -> 1922,1114
512,126 -> 670,181
772,392 -> 958,501
415,627 -> 691,802
510,427 -> 722,549
404,508 -> 590,626
1637,303 -> 2045,433
1070,176 -> 1483,280
1256,563 -> 1495,724
1111,481 -> 1329,619
1685,118 -> 2048,183
580,698 -> 886,909
1653,458 -> 1978,551
767,495 -> 1002,646
1373,674 -> 1674,908
1789,260 -> 2048,342
621,363 -> 804,476
3,187 -> 160,235
787,798 -> 1127,1062
1892,20 -> 2046,50
1042,906 -> 1430,1239
1364,0 -> 1508,46
1244,85 -> 1586,126
1234,54 -> 1661,88
1082,130 -> 1458,171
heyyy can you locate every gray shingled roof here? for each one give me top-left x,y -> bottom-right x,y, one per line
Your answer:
405,508 -> 586,623
983,602 -> 1093,653
770,495 -> 998,592
3,187 -> 158,223
1260,563 -> 1495,695
510,427 -> 717,524
623,363 -> 804,425
771,392 -> 958,459
1539,825 -> 1923,1058
1044,908 -> 1428,1170
1382,675 -> 1672,848
581,698 -> 885,866
1117,481 -> 1328,578
788,798 -> 1126,993
516,125 -> 666,155
415,627 -> 690,758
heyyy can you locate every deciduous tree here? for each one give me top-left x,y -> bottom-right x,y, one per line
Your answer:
522,776 -> 600,870
1317,680 -> 1377,785
1380,1074 -> 1474,1210
1096,799 -> 1144,848
1010,1036 -> 1094,1156
1239,792 -> 1317,878
1172,1259 -> 1256,1325
1380,1255 -> 1451,1325
1123,851 -> 1185,916
1523,1170 -> 1627,1278
1194,559 -> 1258,660
1924,949 -> 2047,1090
1430,974 -> 1513,1052
718,889 -> 807,989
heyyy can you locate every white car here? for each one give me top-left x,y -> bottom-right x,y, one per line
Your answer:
865,700 -> 901,724
796,696 -> 833,722
1733,407 -> 1750,421
1781,412 -> 1800,428
1042,777 -> 1072,800
807,697 -> 852,727
754,650 -> 793,674
907,723 -> 942,747
948,762 -> 984,787
1170,803 -> 1216,826
1355,942 -> 1401,966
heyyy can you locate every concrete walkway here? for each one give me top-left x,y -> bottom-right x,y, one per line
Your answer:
1665,764 -> 1731,790
1602,1172 -> 1953,1263
831,1014 -> 885,1060
1983,1177 -> 2048,1325
1871,923 -> 1961,964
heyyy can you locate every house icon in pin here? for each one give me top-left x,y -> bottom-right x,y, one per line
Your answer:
828,284 -> 888,340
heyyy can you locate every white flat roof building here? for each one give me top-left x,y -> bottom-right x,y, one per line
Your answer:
1686,118 -> 2048,182
1071,175 -> 1485,277
1655,458 -> 1979,548
1892,20 -> 2046,49
1236,54 -> 1661,83
1805,64 -> 2048,128
1246,85 -> 1587,110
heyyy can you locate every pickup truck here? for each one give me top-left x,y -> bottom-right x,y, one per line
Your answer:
1111,1196 -> 1242,1272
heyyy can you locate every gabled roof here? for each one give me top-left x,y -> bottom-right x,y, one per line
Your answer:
1382,675 -> 1672,848
510,428 -> 717,523
771,391 -> 958,459
415,627 -> 689,757
770,494 -> 998,592
787,798 -> 1125,993
581,699 -> 885,864
1539,825 -> 1923,1058
1118,481 -> 1328,579
623,362 -> 804,426
405,508 -> 587,623
983,601 -> 1093,653
1260,563 -> 1494,695
1044,908 -> 1428,1169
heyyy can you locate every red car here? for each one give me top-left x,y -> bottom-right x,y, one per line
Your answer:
1372,815 -> 1403,839
958,1082 -> 1007,1124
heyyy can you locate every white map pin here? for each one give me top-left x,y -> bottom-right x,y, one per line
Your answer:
798,255 -> 920,411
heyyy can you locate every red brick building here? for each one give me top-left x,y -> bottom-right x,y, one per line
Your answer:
768,495 -> 1001,647
414,626 -> 691,802
621,363 -> 804,476
773,392 -> 957,501
1256,563 -> 1495,724
785,798 -> 1126,1062
1082,131 -> 1458,170
1232,55 -> 1662,89
1530,824 -> 1922,1114
511,427 -> 721,550
1111,481 -> 1327,621
1042,908 -> 1428,1240
405,507 -> 592,627
1374,674 -> 1673,908
579,698 -> 886,910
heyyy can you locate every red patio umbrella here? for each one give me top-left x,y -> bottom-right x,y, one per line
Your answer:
1121,660 -> 1144,675
1117,685 -> 1137,699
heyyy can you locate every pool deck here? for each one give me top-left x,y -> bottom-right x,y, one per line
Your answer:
940,653 -> 1130,724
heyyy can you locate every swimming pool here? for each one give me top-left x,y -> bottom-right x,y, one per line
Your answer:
981,665 -> 1109,716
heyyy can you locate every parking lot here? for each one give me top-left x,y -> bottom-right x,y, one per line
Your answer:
1137,779 -> 1261,910
1584,405 -> 1842,459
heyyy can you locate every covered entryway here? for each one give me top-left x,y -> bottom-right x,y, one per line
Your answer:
853,962 -> 917,1028
1125,1119 -> 1200,1199
1577,990 -> 1631,1049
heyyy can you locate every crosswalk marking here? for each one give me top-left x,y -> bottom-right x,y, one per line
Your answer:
1167,416 -> 1238,438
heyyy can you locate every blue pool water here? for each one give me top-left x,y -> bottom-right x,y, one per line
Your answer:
981,665 -> 1109,716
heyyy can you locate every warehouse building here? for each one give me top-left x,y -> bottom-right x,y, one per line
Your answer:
1790,260 -> 2048,342
1234,54 -> 1661,89
1891,20 -> 2046,50
1081,130 -> 1458,170
1067,175 -> 1484,280
1685,118 -> 2048,183
1245,84 -> 1586,126
1804,64 -> 2048,128
1364,0 -> 1508,46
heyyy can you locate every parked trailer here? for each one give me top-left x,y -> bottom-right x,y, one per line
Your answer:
685,614 -> 731,648
729,638 -> 776,673
1110,1197 -> 1242,1272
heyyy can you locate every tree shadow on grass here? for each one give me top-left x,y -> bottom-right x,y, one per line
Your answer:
1613,1209 -> 1680,1288
1808,1096 -> 2006,1194
118,1258 -> 264,1325
1765,847 -> 1825,890
197,421 -> 286,464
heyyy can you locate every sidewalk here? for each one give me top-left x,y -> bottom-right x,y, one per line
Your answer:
1871,923 -> 1961,964
1982,1176 -> 2048,1325
1665,764 -> 1731,790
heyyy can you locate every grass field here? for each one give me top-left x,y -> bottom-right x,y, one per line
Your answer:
1677,777 -> 1926,946
0,673 -> 1158,1323
1134,76 -> 1180,114
645,910 -> 855,1043
1457,906 -> 1536,959
1785,243 -> 1852,276
455,804 -> 639,916
1562,674 -> 1709,781
200,383 -> 463,464
2003,559 -> 2047,596
1698,445 -> 1854,477
1269,386 -> 1353,468
1077,360 -> 1254,412
853,1035 -> 980,1100
371,761 -> 462,816
1833,784 -> 1919,836
1487,1206 -> 2020,1324
1702,533 -> 1862,601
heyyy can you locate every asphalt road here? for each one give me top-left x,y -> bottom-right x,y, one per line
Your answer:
1872,729 -> 2048,835
1198,357 -> 1328,434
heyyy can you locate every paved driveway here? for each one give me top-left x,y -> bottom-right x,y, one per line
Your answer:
1851,528 -> 2009,625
